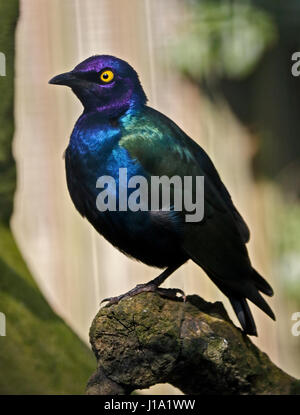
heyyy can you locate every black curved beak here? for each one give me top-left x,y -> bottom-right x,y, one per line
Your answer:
49,71 -> 78,86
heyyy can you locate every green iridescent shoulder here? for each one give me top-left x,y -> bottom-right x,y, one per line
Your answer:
119,106 -> 196,170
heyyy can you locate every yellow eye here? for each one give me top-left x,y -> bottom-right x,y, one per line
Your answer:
100,69 -> 114,83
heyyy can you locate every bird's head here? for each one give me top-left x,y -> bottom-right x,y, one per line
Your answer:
49,55 -> 147,117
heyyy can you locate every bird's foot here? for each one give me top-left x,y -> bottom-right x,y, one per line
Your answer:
100,283 -> 186,307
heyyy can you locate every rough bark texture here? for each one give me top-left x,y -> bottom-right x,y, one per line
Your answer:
87,292 -> 300,395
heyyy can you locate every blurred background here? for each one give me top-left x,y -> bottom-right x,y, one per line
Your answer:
0,0 -> 299,394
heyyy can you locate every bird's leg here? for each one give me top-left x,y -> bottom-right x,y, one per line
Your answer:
101,262 -> 186,307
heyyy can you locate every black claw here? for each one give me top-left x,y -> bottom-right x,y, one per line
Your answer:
100,284 -> 186,308
100,294 -> 127,307
100,297 -> 116,305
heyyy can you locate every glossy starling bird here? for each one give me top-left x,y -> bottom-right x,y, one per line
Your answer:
49,55 -> 275,336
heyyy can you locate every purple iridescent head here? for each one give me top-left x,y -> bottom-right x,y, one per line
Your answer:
49,55 -> 147,116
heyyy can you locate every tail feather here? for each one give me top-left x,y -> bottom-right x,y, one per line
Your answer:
251,269 -> 274,297
193,262 -> 275,336
244,284 -> 276,321
210,272 -> 275,335
229,297 -> 257,336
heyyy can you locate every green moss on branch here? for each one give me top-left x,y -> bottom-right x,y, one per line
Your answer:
87,293 -> 300,395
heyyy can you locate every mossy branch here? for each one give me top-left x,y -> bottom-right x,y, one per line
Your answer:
86,292 -> 300,395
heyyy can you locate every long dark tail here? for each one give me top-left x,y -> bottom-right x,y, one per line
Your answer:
251,269 -> 274,296
229,296 -> 258,336
191,254 -> 276,336
229,269 -> 275,336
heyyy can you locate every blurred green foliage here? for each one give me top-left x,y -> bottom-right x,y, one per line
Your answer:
172,0 -> 277,81
0,225 -> 95,394
0,1 -> 18,225
276,202 -> 300,304
172,0 -> 300,182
